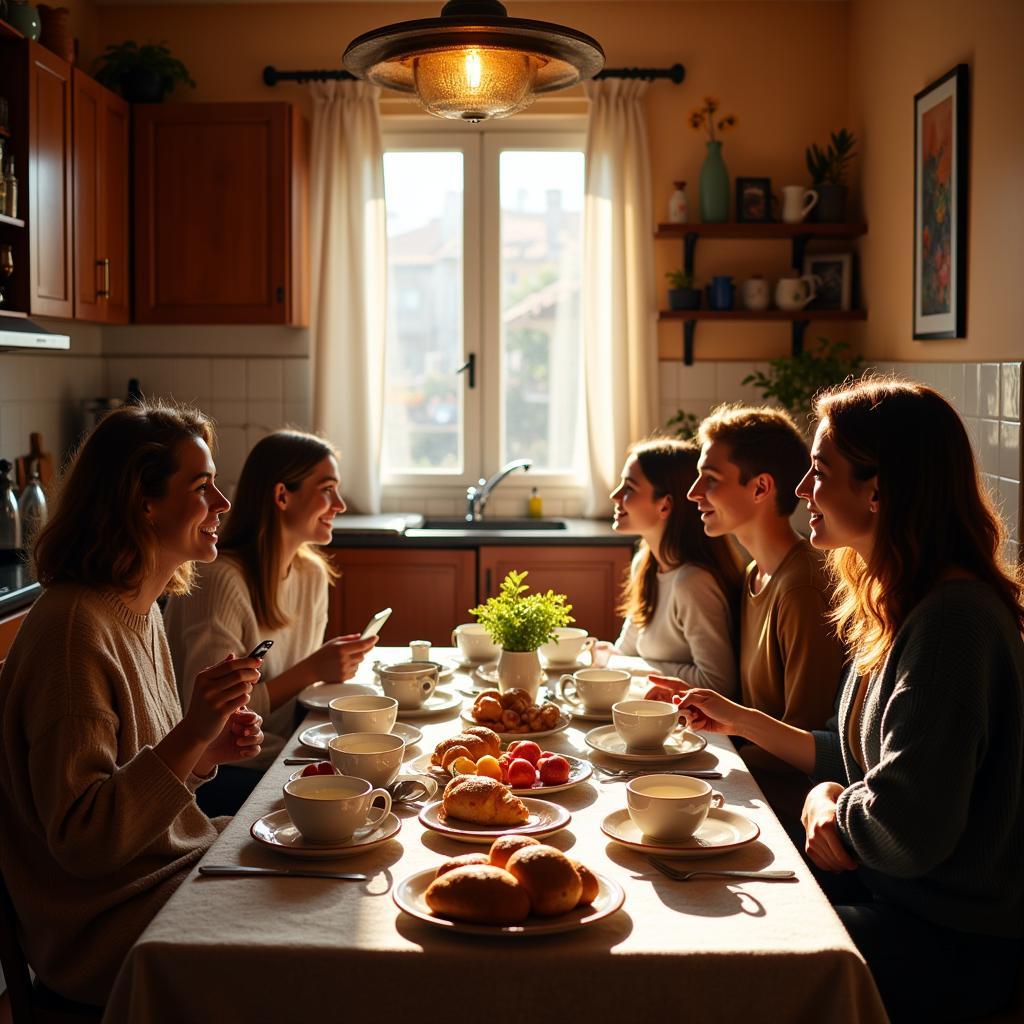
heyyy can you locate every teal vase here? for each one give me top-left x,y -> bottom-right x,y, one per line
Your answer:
699,140 -> 730,223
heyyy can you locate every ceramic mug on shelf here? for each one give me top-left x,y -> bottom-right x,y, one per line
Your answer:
329,694 -> 398,736
740,275 -> 770,311
374,660 -> 439,709
781,185 -> 819,224
282,774 -> 392,844
774,274 -> 821,311
626,774 -> 725,841
707,274 -> 735,311
557,668 -> 632,712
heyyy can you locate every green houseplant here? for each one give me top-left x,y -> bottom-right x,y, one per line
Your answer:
666,269 -> 701,311
470,570 -> 573,697
804,129 -> 857,222
665,409 -> 701,441
93,41 -> 196,103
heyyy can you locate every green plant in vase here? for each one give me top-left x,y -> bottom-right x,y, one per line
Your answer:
690,96 -> 737,223
805,129 -> 857,222
470,570 -> 573,698
666,268 -> 701,311
92,41 -> 196,103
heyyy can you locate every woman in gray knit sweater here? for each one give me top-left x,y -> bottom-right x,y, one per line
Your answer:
677,378 -> 1023,1022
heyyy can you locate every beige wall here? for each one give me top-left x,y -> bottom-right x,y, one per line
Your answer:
848,0 -> 1024,361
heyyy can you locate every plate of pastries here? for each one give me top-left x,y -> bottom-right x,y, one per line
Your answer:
393,835 -> 625,935
421,726 -> 592,795
462,687 -> 570,739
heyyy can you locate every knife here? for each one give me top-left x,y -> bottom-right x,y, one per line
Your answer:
198,865 -> 367,881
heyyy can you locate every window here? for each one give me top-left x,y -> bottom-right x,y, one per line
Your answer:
382,124 -> 586,494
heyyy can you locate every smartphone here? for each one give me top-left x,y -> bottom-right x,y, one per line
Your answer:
246,640 -> 274,660
359,607 -> 393,640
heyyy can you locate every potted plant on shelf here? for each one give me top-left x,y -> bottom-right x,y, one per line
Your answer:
92,41 -> 196,103
469,569 -> 573,699
805,129 -> 857,223
666,269 -> 701,311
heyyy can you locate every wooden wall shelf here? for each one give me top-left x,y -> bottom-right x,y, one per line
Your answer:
0,214 -> 25,229
658,309 -> 867,322
655,222 -> 867,240
0,308 -> 28,319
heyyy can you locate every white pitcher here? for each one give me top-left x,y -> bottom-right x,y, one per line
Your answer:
774,275 -> 821,311
781,185 -> 819,224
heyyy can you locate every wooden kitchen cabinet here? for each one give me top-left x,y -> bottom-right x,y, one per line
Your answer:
478,546 -> 633,641
325,549 -> 477,647
72,69 -> 129,323
133,102 -> 309,325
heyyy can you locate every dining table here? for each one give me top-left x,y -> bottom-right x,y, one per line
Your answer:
103,648 -> 888,1024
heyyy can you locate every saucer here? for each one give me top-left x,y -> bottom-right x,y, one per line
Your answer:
583,724 -> 706,762
541,657 -> 592,674
394,867 -> 625,936
395,687 -> 462,719
375,658 -> 459,683
409,751 -> 593,796
418,797 -> 571,844
297,682 -> 379,711
249,809 -> 401,859
298,721 -> 424,752
459,707 -> 570,742
600,807 -> 759,858
472,662 -> 547,692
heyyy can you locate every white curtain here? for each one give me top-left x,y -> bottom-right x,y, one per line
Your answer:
308,80 -> 387,513
581,79 -> 659,515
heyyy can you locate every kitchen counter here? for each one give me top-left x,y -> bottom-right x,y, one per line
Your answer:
0,560 -> 39,619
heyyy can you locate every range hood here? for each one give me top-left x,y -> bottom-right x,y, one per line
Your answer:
0,317 -> 71,351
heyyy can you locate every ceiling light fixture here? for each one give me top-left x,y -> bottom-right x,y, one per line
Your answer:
342,0 -> 605,123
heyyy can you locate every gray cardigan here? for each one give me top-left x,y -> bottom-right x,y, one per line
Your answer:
813,580 -> 1024,939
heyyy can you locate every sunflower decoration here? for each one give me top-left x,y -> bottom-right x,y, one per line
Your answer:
689,96 -> 738,142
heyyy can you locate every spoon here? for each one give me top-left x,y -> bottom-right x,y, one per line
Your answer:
389,779 -> 431,803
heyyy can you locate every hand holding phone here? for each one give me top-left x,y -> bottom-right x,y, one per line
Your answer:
359,608 -> 392,640
246,640 -> 274,660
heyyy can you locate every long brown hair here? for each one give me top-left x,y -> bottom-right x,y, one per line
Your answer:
816,377 -> 1024,674
33,402 -> 215,597
618,438 -> 743,629
217,430 -> 339,630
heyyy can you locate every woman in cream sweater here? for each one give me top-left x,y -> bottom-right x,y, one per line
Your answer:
607,438 -> 743,696
0,402 -> 264,1007
164,430 -> 378,815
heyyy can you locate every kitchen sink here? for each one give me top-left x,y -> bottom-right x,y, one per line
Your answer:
418,517 -> 569,531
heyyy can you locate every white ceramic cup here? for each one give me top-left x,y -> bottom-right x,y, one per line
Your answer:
329,694 -> 398,736
282,774 -> 392,843
409,640 -> 431,661
539,627 -> 596,668
329,732 -> 406,788
451,623 -> 499,664
557,668 -> 632,711
626,774 -> 725,841
373,661 -> 438,709
612,698 -> 679,749
781,184 -> 819,223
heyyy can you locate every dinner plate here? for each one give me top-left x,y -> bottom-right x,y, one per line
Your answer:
375,658 -> 459,683
409,751 -> 593,796
459,708 -> 570,742
583,724 -> 706,762
297,682 -> 379,711
600,807 -> 760,858
418,797 -> 571,844
393,867 -> 625,936
395,687 -> 463,719
299,721 -> 424,752
249,809 -> 401,859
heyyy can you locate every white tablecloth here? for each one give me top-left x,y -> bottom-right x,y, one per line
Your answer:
104,650 -> 887,1024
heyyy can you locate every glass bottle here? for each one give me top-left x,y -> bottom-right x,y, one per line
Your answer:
527,486 -> 543,519
668,180 -> 688,224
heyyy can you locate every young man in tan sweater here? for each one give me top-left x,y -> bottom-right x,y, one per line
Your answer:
685,404 -> 846,824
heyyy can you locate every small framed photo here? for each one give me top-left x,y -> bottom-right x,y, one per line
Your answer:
735,177 -> 773,223
913,63 -> 969,339
803,253 -> 853,311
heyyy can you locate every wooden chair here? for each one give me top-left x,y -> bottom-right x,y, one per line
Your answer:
0,872 -> 102,1024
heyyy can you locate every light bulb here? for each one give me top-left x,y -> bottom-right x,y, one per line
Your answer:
465,49 -> 482,90
413,47 -> 539,122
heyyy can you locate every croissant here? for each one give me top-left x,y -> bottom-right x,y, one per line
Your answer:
462,726 -> 501,758
442,775 -> 530,826
431,731 -> 495,766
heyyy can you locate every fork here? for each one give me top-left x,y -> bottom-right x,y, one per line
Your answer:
595,765 -> 722,780
648,856 -> 796,882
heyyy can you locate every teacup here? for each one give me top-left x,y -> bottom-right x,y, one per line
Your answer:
539,627 -> 595,668
374,660 -> 439,709
626,774 -> 725,841
557,668 -> 631,712
329,695 -> 398,736
329,732 -> 406,788
451,623 -> 499,664
282,774 -> 392,843
612,698 -> 679,750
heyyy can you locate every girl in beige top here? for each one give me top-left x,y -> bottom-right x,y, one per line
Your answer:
0,403 -> 265,1006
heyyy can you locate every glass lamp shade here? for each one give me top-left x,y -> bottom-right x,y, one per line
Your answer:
413,47 -> 539,121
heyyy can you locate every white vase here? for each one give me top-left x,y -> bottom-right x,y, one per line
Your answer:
497,649 -> 542,700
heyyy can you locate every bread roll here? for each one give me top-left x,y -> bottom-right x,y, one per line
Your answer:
435,853 -> 489,879
505,845 -> 582,916
425,865 -> 530,925
570,858 -> 600,906
442,775 -> 529,826
431,732 -> 493,766
462,726 -> 501,758
488,834 -> 540,870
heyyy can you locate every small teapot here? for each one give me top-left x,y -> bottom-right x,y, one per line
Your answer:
774,275 -> 821,311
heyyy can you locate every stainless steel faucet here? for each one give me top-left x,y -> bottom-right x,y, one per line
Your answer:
465,459 -> 532,521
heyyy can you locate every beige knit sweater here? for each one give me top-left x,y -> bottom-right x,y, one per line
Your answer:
0,584 -> 222,1005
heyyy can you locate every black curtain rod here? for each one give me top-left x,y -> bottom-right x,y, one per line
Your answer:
262,63 -> 684,87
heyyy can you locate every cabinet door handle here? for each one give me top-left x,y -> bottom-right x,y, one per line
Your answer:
97,258 -> 110,299
485,568 -> 492,595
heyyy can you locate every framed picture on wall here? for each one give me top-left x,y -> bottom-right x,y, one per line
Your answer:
913,63 -> 969,339
803,253 -> 852,311
735,177 -> 773,223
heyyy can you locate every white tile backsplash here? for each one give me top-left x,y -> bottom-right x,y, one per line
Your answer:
1001,364 -> 1021,422
246,359 -> 283,400
980,363 -> 1001,418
